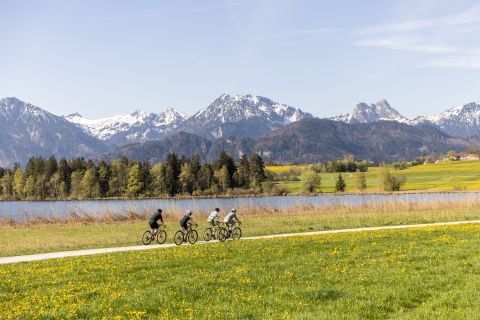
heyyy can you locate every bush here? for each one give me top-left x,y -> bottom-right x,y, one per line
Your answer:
301,169 -> 321,193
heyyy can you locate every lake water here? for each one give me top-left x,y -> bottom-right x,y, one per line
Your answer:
1,192 -> 480,221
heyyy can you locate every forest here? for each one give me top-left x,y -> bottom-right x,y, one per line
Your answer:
0,151 -> 268,200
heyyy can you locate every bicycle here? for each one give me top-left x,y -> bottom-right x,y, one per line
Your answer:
174,223 -> 198,245
217,222 -> 242,242
203,221 -> 221,241
142,224 -> 167,245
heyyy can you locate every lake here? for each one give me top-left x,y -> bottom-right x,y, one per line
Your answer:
1,192 -> 480,221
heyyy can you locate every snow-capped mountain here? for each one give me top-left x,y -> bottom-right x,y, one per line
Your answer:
410,102 -> 480,137
331,99 -> 408,124
0,97 -> 107,167
181,94 -> 313,138
65,108 -> 187,146
330,100 -> 480,138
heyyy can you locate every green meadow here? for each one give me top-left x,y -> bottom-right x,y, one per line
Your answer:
2,224 -> 480,319
267,160 -> 480,193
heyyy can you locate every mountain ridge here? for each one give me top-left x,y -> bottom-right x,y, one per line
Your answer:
95,118 -> 470,164
0,97 -> 107,167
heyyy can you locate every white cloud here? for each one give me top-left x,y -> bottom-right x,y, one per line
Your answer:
356,4 -> 480,35
353,4 -> 480,69
355,35 -> 458,54
421,49 -> 480,69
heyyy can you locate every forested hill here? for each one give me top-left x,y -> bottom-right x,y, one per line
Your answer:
95,119 -> 471,164
255,118 -> 469,163
94,132 -> 255,164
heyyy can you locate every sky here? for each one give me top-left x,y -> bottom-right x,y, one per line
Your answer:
1,0 -> 479,119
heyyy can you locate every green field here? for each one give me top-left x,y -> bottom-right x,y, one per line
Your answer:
3,200 -> 480,257
267,160 -> 480,193
2,224 -> 480,319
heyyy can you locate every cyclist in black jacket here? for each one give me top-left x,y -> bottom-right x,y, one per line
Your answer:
149,209 -> 164,236
180,210 -> 196,240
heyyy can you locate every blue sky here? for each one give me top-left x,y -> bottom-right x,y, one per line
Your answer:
1,0 -> 479,119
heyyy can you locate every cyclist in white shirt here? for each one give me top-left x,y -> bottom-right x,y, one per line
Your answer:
223,208 -> 241,230
207,208 -> 221,226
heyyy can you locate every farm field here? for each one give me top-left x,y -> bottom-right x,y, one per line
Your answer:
3,200 -> 480,257
267,160 -> 480,193
2,224 -> 480,319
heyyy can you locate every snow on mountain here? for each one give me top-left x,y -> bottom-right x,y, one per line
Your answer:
181,94 -> 313,138
330,99 -> 480,138
0,97 -> 107,166
331,99 -> 408,124
65,108 -> 188,145
415,102 -> 480,137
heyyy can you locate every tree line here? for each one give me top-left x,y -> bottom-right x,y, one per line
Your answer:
0,151 -> 267,200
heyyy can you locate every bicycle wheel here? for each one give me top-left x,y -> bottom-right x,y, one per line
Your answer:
217,227 -> 228,242
232,227 -> 242,240
142,231 -> 153,245
203,228 -> 213,241
156,230 -> 167,244
174,230 -> 184,245
188,229 -> 198,244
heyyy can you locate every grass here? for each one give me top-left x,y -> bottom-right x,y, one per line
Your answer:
2,224 -> 480,319
3,199 -> 480,257
267,160 -> 480,193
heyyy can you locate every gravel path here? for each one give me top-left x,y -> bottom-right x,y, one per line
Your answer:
2,219 -> 479,265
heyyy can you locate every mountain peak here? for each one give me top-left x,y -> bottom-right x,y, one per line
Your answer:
130,109 -> 148,118
183,94 -> 312,139
333,99 -> 407,124
65,112 -> 82,118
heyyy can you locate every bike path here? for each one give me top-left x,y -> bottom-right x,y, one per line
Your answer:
2,219 -> 480,265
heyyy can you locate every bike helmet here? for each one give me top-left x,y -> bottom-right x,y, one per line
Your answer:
231,208 -> 237,212
186,209 -> 193,216
215,207 -> 220,212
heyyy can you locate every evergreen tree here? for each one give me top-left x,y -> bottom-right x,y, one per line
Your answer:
58,158 -> 72,195
69,157 -> 87,173
214,151 -> 236,188
139,161 -> 152,193
97,161 -> 111,197
165,153 -> 180,196
335,173 -> 346,192
250,153 -> 266,187
236,154 -> 250,188
190,155 -> 201,190
0,171 -> 13,198
44,156 -> 58,179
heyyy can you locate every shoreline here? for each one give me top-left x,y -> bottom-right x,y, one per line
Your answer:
1,189 -> 480,203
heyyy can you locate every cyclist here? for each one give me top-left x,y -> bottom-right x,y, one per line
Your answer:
149,208 -> 164,236
207,207 -> 221,235
223,208 -> 241,232
180,210 -> 197,241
